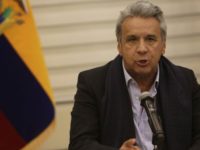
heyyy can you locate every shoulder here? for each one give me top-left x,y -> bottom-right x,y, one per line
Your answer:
160,56 -> 194,76
78,55 -> 122,85
78,61 -> 111,84
76,60 -> 113,98
76,55 -> 123,98
160,56 -> 197,87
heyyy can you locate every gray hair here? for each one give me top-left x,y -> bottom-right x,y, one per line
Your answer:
116,0 -> 167,42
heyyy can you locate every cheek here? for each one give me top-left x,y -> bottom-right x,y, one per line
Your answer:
124,51 -> 137,62
152,44 -> 165,56
118,43 -> 131,56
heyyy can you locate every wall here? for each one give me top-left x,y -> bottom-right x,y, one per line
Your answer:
30,0 -> 200,149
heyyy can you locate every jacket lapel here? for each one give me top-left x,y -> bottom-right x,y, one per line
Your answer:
101,55 -> 135,147
158,56 -> 191,149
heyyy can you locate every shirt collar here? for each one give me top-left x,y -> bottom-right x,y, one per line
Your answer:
122,60 -> 160,88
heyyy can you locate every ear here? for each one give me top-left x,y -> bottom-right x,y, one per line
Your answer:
117,42 -> 122,56
162,41 -> 166,55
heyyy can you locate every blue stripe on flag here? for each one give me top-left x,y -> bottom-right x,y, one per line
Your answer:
0,35 -> 55,142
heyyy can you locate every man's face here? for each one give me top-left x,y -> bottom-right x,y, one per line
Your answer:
118,17 -> 166,78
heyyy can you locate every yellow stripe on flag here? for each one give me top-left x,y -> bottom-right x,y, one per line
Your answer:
4,1 -> 54,101
2,0 -> 55,149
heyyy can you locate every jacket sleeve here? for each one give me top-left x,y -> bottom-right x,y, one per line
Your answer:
68,72 -> 118,150
189,71 -> 200,150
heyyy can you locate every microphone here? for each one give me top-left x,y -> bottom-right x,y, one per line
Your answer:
139,92 -> 165,150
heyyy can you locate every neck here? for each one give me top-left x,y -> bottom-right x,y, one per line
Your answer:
131,71 -> 157,92
137,76 -> 155,92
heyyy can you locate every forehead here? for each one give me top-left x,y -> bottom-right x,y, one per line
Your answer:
121,17 -> 161,36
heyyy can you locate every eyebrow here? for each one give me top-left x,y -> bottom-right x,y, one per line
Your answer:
146,34 -> 157,38
126,34 -> 157,39
126,35 -> 138,39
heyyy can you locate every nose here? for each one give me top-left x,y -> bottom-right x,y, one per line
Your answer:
137,39 -> 148,54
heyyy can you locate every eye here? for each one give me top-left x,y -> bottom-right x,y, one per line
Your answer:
126,36 -> 137,42
148,37 -> 154,41
146,36 -> 157,42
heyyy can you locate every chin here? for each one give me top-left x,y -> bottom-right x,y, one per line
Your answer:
136,70 -> 153,77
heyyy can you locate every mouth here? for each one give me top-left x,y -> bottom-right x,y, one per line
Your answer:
135,59 -> 149,67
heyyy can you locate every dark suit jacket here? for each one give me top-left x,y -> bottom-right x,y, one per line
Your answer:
68,55 -> 200,150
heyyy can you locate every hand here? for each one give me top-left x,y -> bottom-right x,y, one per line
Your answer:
119,138 -> 141,150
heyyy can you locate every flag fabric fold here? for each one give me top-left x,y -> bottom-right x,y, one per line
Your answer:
0,0 -> 55,149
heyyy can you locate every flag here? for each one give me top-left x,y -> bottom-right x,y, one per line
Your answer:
0,0 -> 55,149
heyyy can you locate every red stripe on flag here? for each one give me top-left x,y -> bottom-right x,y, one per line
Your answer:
0,111 -> 26,149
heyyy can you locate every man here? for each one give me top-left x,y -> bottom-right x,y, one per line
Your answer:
68,1 -> 200,150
